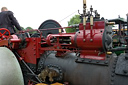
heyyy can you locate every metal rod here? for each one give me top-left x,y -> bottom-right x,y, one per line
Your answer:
90,16 -> 93,38
127,13 -> 128,35
83,0 -> 87,41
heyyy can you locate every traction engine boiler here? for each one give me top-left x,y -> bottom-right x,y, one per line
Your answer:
0,0 -> 128,85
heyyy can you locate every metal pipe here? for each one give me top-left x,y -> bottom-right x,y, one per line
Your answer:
109,47 -> 128,52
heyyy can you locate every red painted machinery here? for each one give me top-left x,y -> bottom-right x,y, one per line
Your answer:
0,0 -> 128,85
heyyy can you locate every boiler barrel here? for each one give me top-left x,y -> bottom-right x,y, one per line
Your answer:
41,52 -> 128,85
0,47 -> 24,85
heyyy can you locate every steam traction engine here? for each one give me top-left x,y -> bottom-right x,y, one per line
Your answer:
0,0 -> 128,85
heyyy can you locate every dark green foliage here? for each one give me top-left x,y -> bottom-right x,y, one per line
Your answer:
68,15 -> 81,26
65,28 -> 76,33
66,15 -> 81,33
15,26 -> 36,34
25,27 -> 36,34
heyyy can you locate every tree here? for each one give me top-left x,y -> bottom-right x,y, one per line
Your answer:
68,15 -> 81,26
25,27 -> 35,34
25,27 -> 33,30
66,15 -> 81,33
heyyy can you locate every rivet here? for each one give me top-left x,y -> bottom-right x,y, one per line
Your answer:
112,70 -> 115,73
110,83 -> 114,85
111,73 -> 114,77
111,78 -> 114,81
114,63 -> 116,65
113,66 -> 116,69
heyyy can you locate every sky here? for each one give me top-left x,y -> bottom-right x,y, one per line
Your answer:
0,0 -> 128,29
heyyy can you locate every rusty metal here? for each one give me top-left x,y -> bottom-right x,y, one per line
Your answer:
38,66 -> 59,82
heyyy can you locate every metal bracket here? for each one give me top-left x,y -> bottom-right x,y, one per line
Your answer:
75,57 -> 110,66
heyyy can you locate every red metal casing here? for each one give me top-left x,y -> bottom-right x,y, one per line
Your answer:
17,38 -> 44,64
0,21 -> 106,64
77,21 -> 105,50
76,21 -> 105,60
46,21 -> 106,60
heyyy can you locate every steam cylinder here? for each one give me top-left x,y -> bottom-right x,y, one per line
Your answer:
40,52 -> 128,85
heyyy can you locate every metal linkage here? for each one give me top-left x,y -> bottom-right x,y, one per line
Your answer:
14,51 -> 42,83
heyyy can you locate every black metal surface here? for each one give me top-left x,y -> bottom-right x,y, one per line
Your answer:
127,15 -> 128,36
38,19 -> 62,38
102,24 -> 113,51
37,51 -> 52,73
40,52 -> 118,85
115,53 -> 128,76
76,57 -> 110,66
37,51 -> 128,85
110,54 -> 128,85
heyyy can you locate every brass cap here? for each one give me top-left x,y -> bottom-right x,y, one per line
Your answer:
107,51 -> 112,55
106,22 -> 115,25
